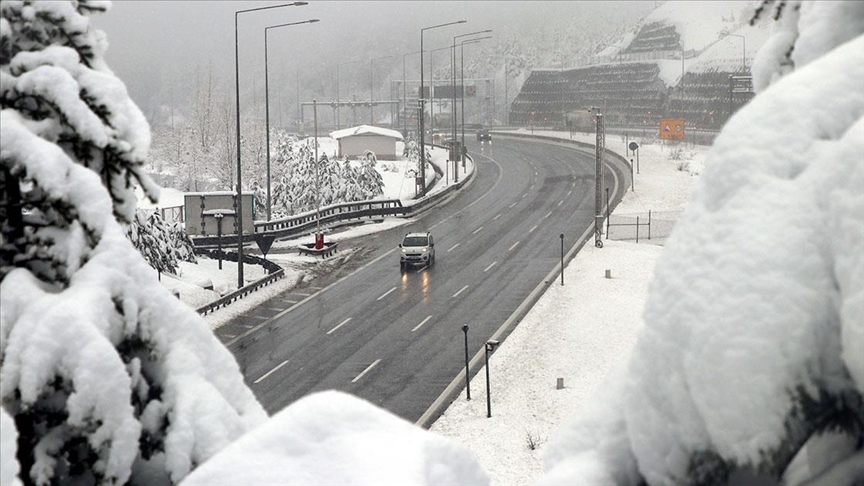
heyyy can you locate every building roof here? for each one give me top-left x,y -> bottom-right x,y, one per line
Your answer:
330,125 -> 404,141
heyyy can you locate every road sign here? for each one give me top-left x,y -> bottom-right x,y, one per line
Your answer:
628,141 -> 639,151
659,118 -> 685,140
254,234 -> 276,256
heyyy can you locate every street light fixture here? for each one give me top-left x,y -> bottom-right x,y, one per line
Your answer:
420,20 -> 466,198
264,18 -> 319,222
235,1 -> 308,289
485,339 -> 500,418
370,55 -> 393,125
459,36 -> 491,169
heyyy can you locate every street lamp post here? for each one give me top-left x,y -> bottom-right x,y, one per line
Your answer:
264,18 -> 318,222
485,339 -> 500,418
429,45 -> 453,147
235,1 -> 307,289
460,36 -> 491,169
370,55 -> 393,125
450,29 -> 492,144
420,20 -> 466,197
462,325 -> 471,400
452,30 -> 491,181
313,98 -> 322,249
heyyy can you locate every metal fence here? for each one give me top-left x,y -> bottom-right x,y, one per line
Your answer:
606,210 -> 682,245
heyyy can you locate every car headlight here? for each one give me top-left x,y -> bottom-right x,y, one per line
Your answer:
401,248 -> 408,255
421,248 -> 428,253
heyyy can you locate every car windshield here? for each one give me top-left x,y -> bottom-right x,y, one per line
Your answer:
402,236 -> 428,247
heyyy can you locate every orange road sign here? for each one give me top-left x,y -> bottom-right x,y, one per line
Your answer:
659,118 -> 685,140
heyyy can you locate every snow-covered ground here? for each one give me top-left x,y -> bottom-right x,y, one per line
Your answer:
428,129 -> 705,485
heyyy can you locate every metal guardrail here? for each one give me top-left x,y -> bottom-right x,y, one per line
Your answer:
191,152 -> 475,248
194,248 -> 286,316
490,131 -> 634,179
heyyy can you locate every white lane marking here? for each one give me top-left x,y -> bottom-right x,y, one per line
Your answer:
352,359 -> 381,383
557,200 -> 564,206
521,193 -> 527,199
493,214 -> 502,220
484,261 -> 497,272
571,181 -> 576,187
529,224 -> 538,233
509,241 -> 520,251
535,171 -> 538,176
543,210 -> 553,219
327,317 -> 353,335
377,287 -> 397,301
508,202 -> 517,208
530,184 -> 535,190
415,265 -> 429,274
472,226 -> 483,235
222,334 -> 236,339
453,285 -> 470,298
412,315 -> 433,332
252,316 -> 269,320
566,190 -> 572,197
294,292 -> 312,296
447,243 -> 460,252
281,299 -> 299,304
254,360 -> 289,384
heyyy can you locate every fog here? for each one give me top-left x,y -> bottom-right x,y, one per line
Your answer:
94,1 -> 653,125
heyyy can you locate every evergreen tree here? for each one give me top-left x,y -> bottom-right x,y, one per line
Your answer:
360,151 -> 385,199
126,210 -> 197,274
338,157 -> 364,203
0,2 -> 265,484
317,153 -> 341,207
291,145 -> 319,214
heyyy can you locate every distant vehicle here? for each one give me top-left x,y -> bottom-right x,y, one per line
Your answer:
399,232 -> 435,270
476,129 -> 491,141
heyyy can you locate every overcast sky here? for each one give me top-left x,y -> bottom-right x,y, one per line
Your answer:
93,1 -> 652,122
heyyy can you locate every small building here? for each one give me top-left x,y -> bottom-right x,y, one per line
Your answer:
330,125 -> 403,160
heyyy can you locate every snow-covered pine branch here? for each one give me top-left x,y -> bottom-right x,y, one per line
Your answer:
0,2 -> 266,484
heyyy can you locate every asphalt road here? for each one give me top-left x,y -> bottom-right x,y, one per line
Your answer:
217,136 -> 623,423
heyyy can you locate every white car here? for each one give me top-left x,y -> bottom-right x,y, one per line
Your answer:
399,232 -> 435,270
